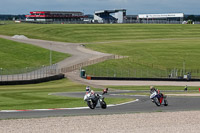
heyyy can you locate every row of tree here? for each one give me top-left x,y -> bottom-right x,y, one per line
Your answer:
0,15 -> 25,20
184,15 -> 200,21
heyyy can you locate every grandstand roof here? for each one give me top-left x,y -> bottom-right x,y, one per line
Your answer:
95,9 -> 126,14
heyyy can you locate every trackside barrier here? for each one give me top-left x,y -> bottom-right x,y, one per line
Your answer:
0,64 -> 58,82
0,55 -> 122,84
0,74 -> 64,85
86,76 -> 91,80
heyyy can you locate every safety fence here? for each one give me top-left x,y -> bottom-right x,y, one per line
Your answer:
83,67 -> 200,80
2,54 -> 199,82
0,64 -> 58,81
0,55 -> 120,82
61,55 -> 123,73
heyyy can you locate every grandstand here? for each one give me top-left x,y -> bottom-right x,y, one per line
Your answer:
25,11 -> 86,22
94,9 -> 126,23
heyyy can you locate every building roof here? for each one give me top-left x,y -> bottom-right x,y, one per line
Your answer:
30,11 -> 83,14
95,9 -> 126,14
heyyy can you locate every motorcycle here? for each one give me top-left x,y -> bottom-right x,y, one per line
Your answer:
84,88 -> 108,109
150,91 -> 168,106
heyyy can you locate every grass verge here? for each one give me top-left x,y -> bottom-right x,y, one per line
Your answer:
0,79 -> 133,110
0,38 -> 70,69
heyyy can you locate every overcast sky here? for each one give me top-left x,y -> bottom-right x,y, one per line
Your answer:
1,0 -> 199,15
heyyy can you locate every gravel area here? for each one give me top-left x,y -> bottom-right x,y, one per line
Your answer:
1,111 -> 200,133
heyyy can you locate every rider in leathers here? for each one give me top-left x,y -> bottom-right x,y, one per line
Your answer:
85,86 -> 98,103
150,86 -> 163,98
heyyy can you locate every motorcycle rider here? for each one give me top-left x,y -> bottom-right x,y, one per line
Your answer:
85,86 -> 92,94
150,86 -> 163,98
85,86 -> 98,103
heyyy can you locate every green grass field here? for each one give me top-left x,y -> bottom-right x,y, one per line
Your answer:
1,23 -> 200,76
0,79 -> 133,110
0,38 -> 70,69
1,23 -> 200,110
0,24 -> 200,43
0,21 -> 16,25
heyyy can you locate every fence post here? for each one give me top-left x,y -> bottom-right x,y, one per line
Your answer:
34,69 -> 35,80
7,70 -> 8,81
17,71 -> 19,81
0,68 -> 2,81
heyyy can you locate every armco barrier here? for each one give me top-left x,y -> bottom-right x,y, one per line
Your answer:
0,74 -> 65,85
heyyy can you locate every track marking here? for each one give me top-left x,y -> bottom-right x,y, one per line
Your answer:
0,99 -> 139,113
108,99 -> 139,107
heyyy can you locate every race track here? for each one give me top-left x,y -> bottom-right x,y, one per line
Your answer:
1,91 -> 200,119
0,35 -> 200,120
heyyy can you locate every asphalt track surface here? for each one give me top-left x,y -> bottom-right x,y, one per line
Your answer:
1,35 -> 200,119
1,91 -> 200,119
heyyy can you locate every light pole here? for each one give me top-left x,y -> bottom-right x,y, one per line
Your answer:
183,60 -> 185,76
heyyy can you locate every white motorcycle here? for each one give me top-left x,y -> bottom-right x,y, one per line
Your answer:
84,88 -> 108,109
150,91 -> 168,106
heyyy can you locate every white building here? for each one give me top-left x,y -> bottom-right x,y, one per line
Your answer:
94,9 -> 126,23
138,13 -> 184,21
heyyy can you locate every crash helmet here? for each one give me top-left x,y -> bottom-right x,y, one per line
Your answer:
150,86 -> 156,93
86,86 -> 91,92
91,90 -> 95,95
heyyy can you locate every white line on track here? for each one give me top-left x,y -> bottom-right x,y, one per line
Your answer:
0,99 -> 139,113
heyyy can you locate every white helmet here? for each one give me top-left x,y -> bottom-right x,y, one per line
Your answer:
86,86 -> 91,92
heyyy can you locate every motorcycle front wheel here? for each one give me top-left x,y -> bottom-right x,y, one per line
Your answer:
87,101 -> 95,109
164,99 -> 168,106
100,101 -> 107,109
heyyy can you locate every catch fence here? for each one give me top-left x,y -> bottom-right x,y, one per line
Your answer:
1,54 -> 199,82
61,55 -> 122,73
0,55 -> 120,82
83,67 -> 200,80
0,64 -> 58,81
